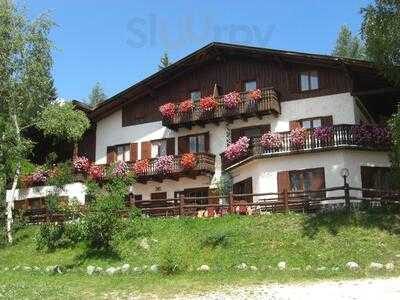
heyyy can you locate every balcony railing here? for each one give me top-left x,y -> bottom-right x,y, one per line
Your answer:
162,87 -> 280,130
221,124 -> 391,169
137,152 -> 215,182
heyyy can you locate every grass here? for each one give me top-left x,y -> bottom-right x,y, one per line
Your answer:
1,209 -> 400,299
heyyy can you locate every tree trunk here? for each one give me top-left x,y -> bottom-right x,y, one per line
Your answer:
7,113 -> 22,243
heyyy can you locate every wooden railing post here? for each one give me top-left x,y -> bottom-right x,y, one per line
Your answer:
179,194 -> 185,217
283,189 -> 289,212
344,183 -> 350,211
229,192 -> 234,214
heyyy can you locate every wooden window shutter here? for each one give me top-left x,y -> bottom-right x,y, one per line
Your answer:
289,120 -> 302,130
321,116 -> 333,127
141,141 -> 151,159
311,168 -> 325,190
204,132 -> 210,152
106,146 -> 116,164
178,136 -> 189,154
130,143 -> 138,162
277,171 -> 290,193
166,138 -> 175,155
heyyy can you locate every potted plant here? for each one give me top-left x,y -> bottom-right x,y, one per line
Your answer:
314,126 -> 333,146
289,127 -> 307,149
154,155 -> 174,174
223,91 -> 240,112
260,131 -> 281,151
132,159 -> 149,175
223,136 -> 250,162
247,89 -> 262,112
159,102 -> 176,120
199,96 -> 218,120
180,153 -> 197,170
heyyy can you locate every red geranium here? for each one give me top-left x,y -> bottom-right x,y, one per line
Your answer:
180,153 -> 197,170
199,96 -> 218,112
88,165 -> 104,181
249,89 -> 262,101
132,159 -> 149,175
159,102 -> 176,119
179,99 -> 194,113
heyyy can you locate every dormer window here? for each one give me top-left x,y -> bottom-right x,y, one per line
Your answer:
190,90 -> 201,102
299,71 -> 319,91
244,80 -> 257,92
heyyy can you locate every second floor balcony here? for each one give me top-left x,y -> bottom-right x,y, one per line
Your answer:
161,87 -> 280,130
134,152 -> 216,183
221,124 -> 391,170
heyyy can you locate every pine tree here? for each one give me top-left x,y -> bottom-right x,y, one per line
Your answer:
332,25 -> 366,60
88,82 -> 107,106
158,52 -> 172,70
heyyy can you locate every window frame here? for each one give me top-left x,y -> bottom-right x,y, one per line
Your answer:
150,139 -> 168,158
299,71 -> 319,92
361,166 -> 391,197
190,90 -> 201,102
299,117 -> 323,129
115,143 -> 131,162
182,132 -> 208,153
288,167 -> 325,197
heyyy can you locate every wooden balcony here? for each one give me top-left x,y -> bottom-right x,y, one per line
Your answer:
136,153 -> 215,183
162,87 -> 280,130
221,124 -> 391,170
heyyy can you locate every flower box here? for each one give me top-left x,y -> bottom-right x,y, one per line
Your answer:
261,132 -> 281,150
154,155 -> 174,174
289,127 -> 307,148
224,136 -> 250,162
133,159 -> 149,175
159,102 -> 176,120
180,153 -> 197,170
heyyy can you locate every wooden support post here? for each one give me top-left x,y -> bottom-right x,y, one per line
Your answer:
344,183 -> 350,211
179,194 -> 185,217
283,189 -> 289,212
229,192 -> 234,214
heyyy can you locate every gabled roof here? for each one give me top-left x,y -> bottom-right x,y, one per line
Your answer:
82,42 -> 377,120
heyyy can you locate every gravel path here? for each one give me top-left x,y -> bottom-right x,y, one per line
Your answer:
176,277 -> 400,300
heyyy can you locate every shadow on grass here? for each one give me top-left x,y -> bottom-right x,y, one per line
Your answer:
302,207 -> 400,238
70,247 -> 122,268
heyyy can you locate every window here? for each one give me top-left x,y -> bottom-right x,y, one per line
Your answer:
361,166 -> 391,197
301,118 -> 322,129
299,71 -> 319,91
151,140 -> 167,158
190,90 -> 201,102
116,144 -> 130,162
244,80 -> 257,92
231,125 -> 270,143
176,188 -> 209,206
289,168 -> 325,197
189,134 -> 206,153
233,177 -> 253,202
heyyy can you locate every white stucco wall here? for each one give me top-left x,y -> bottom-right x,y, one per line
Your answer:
6,182 -> 86,206
230,150 -> 390,201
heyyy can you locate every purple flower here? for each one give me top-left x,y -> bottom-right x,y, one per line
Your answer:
224,136 -> 250,161
223,92 -> 240,109
314,126 -> 333,143
112,161 -> 129,176
32,169 -> 48,184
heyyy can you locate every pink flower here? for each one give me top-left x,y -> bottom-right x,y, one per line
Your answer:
372,126 -> 391,146
73,156 -> 91,173
224,136 -> 250,161
352,124 -> 374,145
159,102 -> 176,119
261,132 -> 281,150
88,165 -> 104,181
289,127 -> 307,147
154,155 -> 174,174
32,168 -> 48,185
314,126 -> 333,143
112,161 -> 129,176
223,91 -> 240,109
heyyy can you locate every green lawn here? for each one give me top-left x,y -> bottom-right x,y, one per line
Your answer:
1,209 -> 400,299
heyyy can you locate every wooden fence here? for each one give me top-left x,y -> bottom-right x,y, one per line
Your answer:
19,185 -> 400,223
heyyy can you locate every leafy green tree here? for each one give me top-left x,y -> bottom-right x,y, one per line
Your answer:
88,82 -> 107,106
158,51 -> 172,70
361,0 -> 400,86
332,25 -> 366,59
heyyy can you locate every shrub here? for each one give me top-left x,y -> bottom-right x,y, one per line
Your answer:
88,165 -> 104,181
73,156 -> 91,173
157,240 -> 187,275
32,167 -> 48,185
35,223 -> 82,251
47,161 -> 74,188
201,231 -> 230,248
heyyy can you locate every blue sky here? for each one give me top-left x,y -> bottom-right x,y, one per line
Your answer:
26,0 -> 371,103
